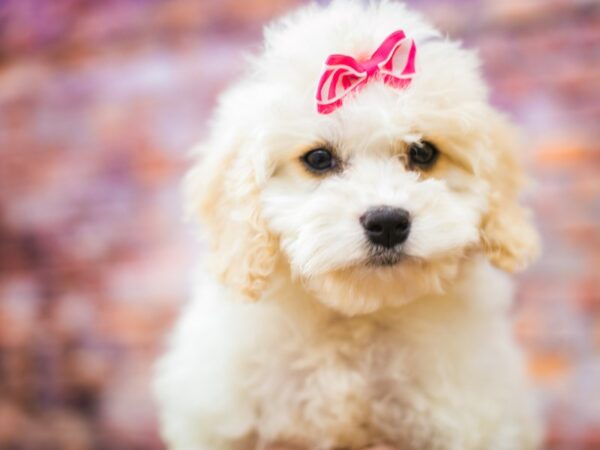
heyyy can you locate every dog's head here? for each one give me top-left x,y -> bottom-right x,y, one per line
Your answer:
187,1 -> 539,315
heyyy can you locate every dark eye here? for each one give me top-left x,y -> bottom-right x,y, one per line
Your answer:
408,141 -> 439,169
302,148 -> 337,173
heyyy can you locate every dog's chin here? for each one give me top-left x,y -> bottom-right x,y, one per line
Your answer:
300,250 -> 465,316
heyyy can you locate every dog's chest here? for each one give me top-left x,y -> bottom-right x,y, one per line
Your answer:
243,317 -> 420,448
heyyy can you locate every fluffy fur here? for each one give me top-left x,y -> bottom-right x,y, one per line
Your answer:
154,1 -> 542,449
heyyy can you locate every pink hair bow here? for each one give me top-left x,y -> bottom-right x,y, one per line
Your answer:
316,30 -> 416,114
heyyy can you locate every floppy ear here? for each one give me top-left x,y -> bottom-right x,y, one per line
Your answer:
479,113 -> 540,272
184,135 -> 278,300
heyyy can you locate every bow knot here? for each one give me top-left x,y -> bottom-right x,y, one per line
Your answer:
316,30 -> 416,114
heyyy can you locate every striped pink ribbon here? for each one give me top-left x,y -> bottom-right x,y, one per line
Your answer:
316,30 -> 416,114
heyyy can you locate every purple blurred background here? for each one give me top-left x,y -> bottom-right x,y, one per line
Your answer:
0,0 -> 598,449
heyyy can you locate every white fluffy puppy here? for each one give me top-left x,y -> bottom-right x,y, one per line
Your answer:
154,1 -> 542,449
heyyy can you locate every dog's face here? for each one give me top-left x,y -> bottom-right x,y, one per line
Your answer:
188,1 -> 539,315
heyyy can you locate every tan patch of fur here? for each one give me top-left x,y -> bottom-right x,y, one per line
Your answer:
479,113 -> 540,272
186,147 -> 278,300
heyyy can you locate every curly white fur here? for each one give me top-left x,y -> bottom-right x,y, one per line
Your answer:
153,1 -> 542,449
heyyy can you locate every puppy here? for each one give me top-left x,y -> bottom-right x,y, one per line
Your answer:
154,1 -> 542,449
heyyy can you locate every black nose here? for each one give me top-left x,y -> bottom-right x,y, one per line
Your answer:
360,207 -> 411,248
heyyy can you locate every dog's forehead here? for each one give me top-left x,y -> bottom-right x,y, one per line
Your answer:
251,2 -> 487,132
254,56 -> 487,157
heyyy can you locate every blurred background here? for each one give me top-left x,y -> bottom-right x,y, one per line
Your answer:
0,0 -> 598,449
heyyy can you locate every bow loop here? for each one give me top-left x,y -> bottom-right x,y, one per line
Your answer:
316,30 -> 416,114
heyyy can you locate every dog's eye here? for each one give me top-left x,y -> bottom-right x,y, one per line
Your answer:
408,141 -> 439,169
302,148 -> 337,173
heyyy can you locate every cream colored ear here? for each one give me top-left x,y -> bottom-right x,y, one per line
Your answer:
480,195 -> 540,272
184,139 -> 278,300
479,113 -> 540,272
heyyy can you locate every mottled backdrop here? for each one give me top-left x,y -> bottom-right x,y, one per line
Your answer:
0,0 -> 598,449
